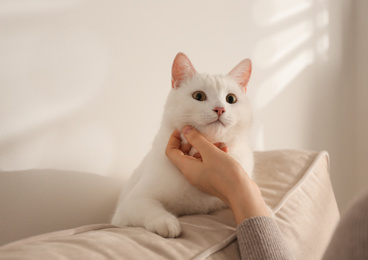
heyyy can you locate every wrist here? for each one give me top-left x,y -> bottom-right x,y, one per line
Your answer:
227,176 -> 271,224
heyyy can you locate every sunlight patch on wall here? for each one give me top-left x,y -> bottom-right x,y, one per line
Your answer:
316,10 -> 330,61
254,50 -> 315,110
0,0 -> 87,15
252,0 -> 330,111
255,21 -> 313,68
317,34 -> 330,60
253,0 -> 313,25
316,10 -> 329,28
251,0 -> 330,150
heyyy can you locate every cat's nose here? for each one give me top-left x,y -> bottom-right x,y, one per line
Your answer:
213,107 -> 225,117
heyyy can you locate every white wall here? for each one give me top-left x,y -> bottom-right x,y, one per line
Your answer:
0,0 -> 367,241
352,0 -> 368,203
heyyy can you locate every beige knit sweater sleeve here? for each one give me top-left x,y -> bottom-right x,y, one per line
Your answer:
236,187 -> 368,260
236,216 -> 294,260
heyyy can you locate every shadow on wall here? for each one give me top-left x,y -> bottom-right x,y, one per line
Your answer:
0,1 -> 114,175
249,0 -> 330,149
249,0 -> 357,213
0,169 -> 123,246
0,0 -> 334,177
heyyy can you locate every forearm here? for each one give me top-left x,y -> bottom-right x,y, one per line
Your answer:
227,175 -> 271,224
230,177 -> 294,259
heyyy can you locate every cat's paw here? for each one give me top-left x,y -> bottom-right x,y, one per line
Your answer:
145,214 -> 181,238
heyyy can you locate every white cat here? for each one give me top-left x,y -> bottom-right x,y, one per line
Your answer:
111,53 -> 254,238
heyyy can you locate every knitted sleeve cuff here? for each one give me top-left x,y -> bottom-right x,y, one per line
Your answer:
236,216 -> 294,260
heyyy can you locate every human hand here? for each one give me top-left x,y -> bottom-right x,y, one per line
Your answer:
165,126 -> 271,224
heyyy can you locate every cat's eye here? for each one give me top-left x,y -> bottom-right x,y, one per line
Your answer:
226,94 -> 237,104
192,91 -> 207,101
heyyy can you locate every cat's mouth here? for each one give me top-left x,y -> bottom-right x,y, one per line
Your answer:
208,119 -> 225,127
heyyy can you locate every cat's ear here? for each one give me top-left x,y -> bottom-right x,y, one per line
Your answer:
227,59 -> 252,92
171,52 -> 196,88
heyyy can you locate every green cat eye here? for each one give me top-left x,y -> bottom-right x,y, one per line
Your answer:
226,93 -> 237,104
192,91 -> 207,101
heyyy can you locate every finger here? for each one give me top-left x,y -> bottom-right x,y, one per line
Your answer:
166,130 -> 201,172
179,142 -> 192,155
165,130 -> 182,152
214,142 -> 227,150
165,130 -> 184,161
221,146 -> 229,153
214,143 -> 229,153
214,142 -> 222,148
192,152 -> 202,159
193,143 -> 223,158
182,126 -> 217,160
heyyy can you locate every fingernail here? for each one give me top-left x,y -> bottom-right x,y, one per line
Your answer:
183,126 -> 193,134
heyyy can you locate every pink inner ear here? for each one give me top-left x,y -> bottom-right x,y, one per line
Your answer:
171,52 -> 196,88
228,59 -> 252,92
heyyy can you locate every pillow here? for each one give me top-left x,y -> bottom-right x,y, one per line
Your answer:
0,150 -> 340,260
254,150 -> 340,260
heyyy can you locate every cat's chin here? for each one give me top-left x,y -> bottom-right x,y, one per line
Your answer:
198,123 -> 228,143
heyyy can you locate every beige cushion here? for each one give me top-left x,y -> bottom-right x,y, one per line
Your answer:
254,150 -> 340,260
0,150 -> 339,260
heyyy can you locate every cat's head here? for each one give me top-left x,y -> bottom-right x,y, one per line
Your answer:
165,52 -> 253,143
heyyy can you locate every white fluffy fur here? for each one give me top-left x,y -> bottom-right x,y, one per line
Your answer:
111,54 -> 254,238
